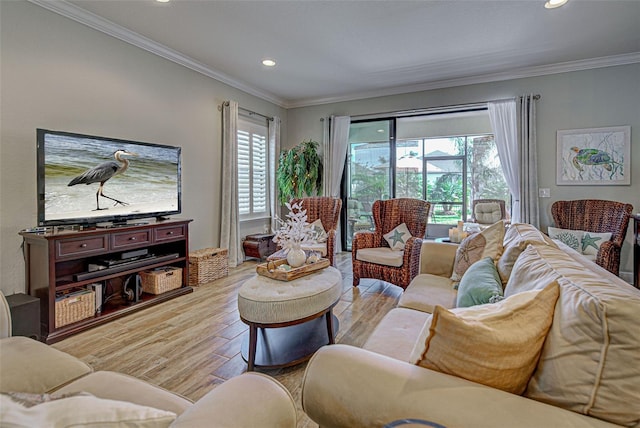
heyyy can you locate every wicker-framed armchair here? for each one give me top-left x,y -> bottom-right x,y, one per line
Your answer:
352,198 -> 431,290
291,197 -> 342,266
551,199 -> 633,276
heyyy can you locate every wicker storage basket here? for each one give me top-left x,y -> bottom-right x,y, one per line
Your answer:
140,267 -> 183,295
189,248 -> 228,285
55,289 -> 95,328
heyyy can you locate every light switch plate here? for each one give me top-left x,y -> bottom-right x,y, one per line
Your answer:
539,188 -> 551,198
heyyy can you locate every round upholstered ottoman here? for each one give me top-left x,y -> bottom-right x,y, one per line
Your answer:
238,266 -> 342,370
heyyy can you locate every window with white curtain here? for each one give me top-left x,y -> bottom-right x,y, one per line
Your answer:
237,116 -> 269,220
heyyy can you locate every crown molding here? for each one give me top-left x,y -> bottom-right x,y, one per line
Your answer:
28,0 -> 287,107
285,52 -> 640,108
28,0 -> 640,110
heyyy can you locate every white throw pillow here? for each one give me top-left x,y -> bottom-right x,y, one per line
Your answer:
581,231 -> 612,256
0,392 -> 176,427
548,227 -> 583,252
548,227 -> 611,257
383,223 -> 411,251
308,219 -> 328,243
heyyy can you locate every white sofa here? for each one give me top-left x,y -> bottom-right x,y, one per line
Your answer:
302,223 -> 640,428
0,292 -> 297,427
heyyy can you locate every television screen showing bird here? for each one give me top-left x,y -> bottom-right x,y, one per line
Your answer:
68,150 -> 138,211
38,129 -> 181,226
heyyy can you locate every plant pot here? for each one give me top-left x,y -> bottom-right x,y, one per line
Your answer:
287,247 -> 307,268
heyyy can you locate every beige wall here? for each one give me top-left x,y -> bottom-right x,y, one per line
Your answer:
2,1 -> 638,294
0,1 -> 286,294
287,64 -> 640,278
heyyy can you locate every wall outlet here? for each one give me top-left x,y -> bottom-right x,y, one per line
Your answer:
539,188 -> 551,198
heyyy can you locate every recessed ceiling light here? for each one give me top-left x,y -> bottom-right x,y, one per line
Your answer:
544,0 -> 568,9
156,0 -> 170,3
262,59 -> 277,67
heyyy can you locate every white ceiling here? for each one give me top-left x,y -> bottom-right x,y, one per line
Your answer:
33,0 -> 640,108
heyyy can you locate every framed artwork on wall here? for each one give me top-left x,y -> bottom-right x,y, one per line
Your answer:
556,125 -> 631,185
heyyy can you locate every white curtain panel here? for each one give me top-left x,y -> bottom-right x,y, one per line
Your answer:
323,115 -> 351,252
220,100 -> 242,267
268,116 -> 281,233
325,116 -> 351,197
519,94 -> 539,228
488,99 -> 520,222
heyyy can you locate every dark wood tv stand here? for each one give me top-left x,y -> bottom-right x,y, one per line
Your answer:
20,219 -> 193,344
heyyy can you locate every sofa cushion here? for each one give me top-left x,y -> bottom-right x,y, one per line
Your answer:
496,222 -> 555,284
418,241 -> 458,277
383,223 -> 411,251
413,280 -> 559,395
56,371 -> 192,416
451,221 -> 504,282
503,244 -> 560,296
0,391 -> 176,427
0,337 -> 92,394
363,307 -> 432,361
355,247 -> 404,267
456,257 -> 503,307
398,274 -> 457,313
512,242 -> 640,427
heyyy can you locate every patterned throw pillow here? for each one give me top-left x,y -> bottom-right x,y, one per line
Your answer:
451,221 -> 505,282
581,231 -> 612,256
383,223 -> 411,251
547,227 -> 583,252
308,219 -> 328,243
548,227 -> 611,257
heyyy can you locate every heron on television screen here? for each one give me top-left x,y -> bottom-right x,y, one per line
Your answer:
68,149 -> 138,211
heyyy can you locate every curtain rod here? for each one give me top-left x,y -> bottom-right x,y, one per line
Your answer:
349,94 -> 540,120
221,101 -> 273,121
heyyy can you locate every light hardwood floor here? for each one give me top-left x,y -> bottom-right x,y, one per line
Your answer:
52,252 -> 403,427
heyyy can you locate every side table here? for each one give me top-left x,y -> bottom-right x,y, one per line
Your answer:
5,293 -> 41,340
633,214 -> 639,289
243,233 -> 277,260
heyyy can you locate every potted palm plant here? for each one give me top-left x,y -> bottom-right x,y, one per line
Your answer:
276,140 -> 323,204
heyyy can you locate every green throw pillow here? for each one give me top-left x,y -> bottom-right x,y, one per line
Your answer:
456,257 -> 504,308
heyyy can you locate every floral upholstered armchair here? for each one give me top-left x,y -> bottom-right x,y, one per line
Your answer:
352,198 -> 431,290
551,199 -> 633,276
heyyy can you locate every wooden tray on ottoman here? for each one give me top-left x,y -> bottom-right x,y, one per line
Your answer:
256,258 -> 330,281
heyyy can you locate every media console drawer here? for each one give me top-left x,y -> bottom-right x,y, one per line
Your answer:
154,225 -> 185,242
112,229 -> 152,249
56,236 -> 109,260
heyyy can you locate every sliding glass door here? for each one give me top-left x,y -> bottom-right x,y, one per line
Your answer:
344,120 -> 393,250
343,109 -> 511,249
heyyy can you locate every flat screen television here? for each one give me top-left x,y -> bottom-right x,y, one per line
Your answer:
37,129 -> 182,227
